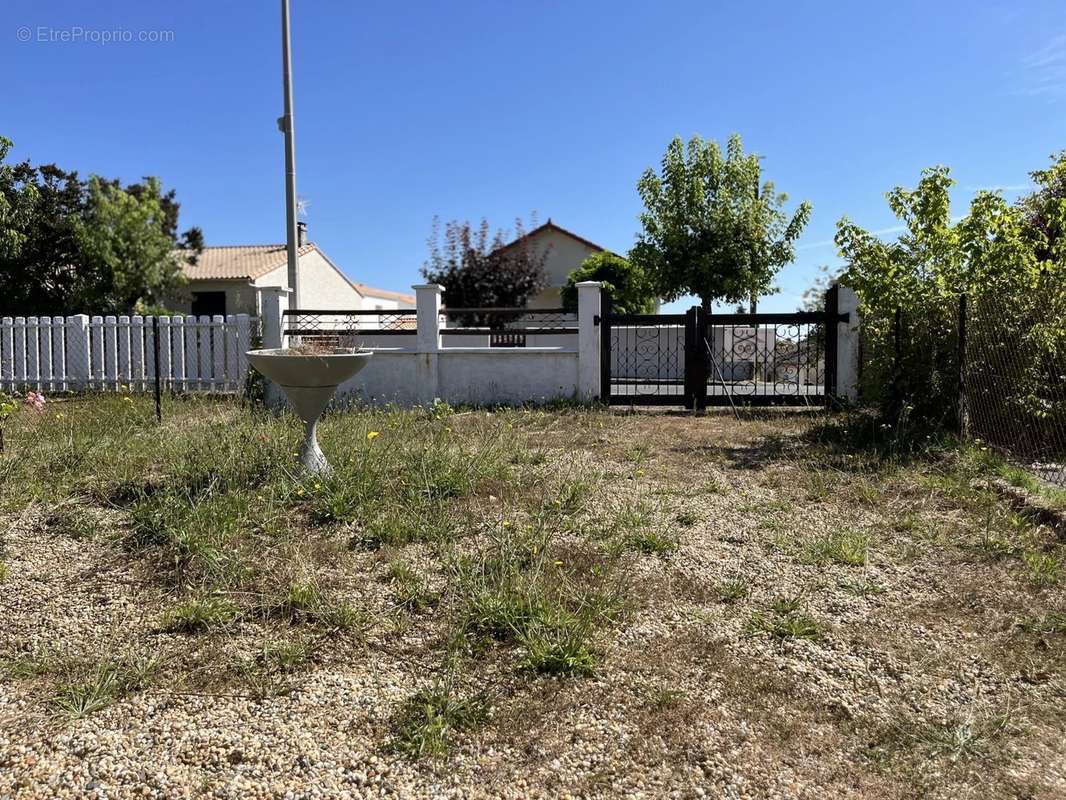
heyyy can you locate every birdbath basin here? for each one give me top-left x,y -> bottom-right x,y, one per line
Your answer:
247,347 -> 372,475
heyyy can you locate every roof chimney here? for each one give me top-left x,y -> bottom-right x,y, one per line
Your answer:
297,221 -> 308,247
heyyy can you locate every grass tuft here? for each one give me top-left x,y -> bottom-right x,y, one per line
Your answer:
392,683 -> 488,759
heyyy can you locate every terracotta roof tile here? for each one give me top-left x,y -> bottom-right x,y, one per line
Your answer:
181,243 -> 316,281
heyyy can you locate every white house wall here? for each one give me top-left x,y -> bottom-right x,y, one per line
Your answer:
521,229 -> 600,309
255,250 -> 363,309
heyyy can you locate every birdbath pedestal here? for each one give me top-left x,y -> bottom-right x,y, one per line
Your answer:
247,348 -> 372,475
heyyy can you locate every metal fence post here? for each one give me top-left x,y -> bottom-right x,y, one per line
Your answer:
824,284 -> 840,408
957,293 -> 968,439
599,291 -> 613,405
153,315 -> 162,423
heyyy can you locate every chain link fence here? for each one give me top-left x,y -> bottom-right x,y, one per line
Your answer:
859,290 -> 1066,487
965,292 -> 1066,486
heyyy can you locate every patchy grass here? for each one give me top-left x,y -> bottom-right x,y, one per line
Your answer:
803,529 -> 871,567
1,399 -> 1064,798
391,682 -> 489,759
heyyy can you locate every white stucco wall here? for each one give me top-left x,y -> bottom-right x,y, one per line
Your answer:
314,347 -> 579,408
256,250 -> 363,310
437,349 -> 578,406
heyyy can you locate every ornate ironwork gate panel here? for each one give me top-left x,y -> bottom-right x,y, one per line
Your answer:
702,311 -> 830,407
600,305 -> 689,406
601,287 -> 849,409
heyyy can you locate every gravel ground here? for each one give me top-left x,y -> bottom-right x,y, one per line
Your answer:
2,408 -> 1065,799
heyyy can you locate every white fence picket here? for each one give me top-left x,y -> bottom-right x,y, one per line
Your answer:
39,317 -> 53,391
25,318 -> 40,391
185,316 -> 199,389
90,317 -> 104,389
104,316 -> 118,390
117,316 -> 131,389
157,317 -> 171,391
66,315 -> 90,390
1,317 -> 12,390
211,315 -> 225,391
0,311 -> 257,396
130,316 -> 145,392
51,316 -> 66,391
143,317 -> 156,391
13,318 -> 27,391
224,315 -> 238,391
235,314 -> 251,386
171,316 -> 185,390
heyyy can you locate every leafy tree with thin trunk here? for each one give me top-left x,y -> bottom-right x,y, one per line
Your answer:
630,133 -> 811,311
0,136 -> 202,315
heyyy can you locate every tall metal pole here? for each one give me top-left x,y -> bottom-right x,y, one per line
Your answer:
280,0 -> 300,306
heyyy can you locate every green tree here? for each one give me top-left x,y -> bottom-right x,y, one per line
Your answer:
421,217 -> 547,318
75,177 -> 190,312
836,166 -> 1050,426
560,251 -> 655,314
630,133 -> 811,311
1018,150 -> 1066,265
0,136 -> 201,315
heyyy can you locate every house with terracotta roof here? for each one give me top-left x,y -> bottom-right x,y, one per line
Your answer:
170,224 -> 414,316
492,219 -> 610,308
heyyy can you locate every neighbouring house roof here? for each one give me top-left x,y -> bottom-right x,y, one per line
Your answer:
352,282 -> 416,305
180,243 -> 317,281
493,219 -> 609,256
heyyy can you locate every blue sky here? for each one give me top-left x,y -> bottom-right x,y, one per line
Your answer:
3,1 -> 1064,311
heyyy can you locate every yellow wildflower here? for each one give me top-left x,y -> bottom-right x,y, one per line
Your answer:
367,431 -> 380,440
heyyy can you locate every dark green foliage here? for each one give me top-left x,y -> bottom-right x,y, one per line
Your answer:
561,251 -> 655,314
0,135 -> 202,315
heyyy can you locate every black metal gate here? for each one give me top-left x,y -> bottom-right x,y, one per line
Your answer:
601,287 -> 849,408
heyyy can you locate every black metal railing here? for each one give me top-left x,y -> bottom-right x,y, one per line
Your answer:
703,312 -> 828,405
283,308 -> 417,346
440,307 -> 577,347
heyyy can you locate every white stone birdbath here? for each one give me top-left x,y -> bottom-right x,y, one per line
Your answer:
247,347 -> 372,474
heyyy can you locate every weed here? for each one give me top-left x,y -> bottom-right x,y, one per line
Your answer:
715,580 -> 748,603
265,581 -> 321,621
675,509 -> 700,528
975,531 -> 1021,560
646,684 -> 686,711
769,595 -> 803,615
388,561 -> 439,611
165,595 -> 240,632
748,611 -> 821,640
1023,551 -> 1062,586
51,671 -> 118,721
804,529 -> 870,567
840,577 -> 884,597
1019,612 -> 1066,636
517,614 -> 597,676
50,656 -> 157,722
318,601 -> 367,633
392,683 -> 488,758
261,640 -> 314,673
626,529 -> 679,555
0,561 -> 7,583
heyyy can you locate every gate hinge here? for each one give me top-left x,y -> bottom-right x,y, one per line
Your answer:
593,315 -> 601,326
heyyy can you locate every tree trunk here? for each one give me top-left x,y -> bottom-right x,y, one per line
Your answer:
701,296 -> 712,313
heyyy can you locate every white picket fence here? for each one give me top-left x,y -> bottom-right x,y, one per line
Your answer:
0,314 -> 257,394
